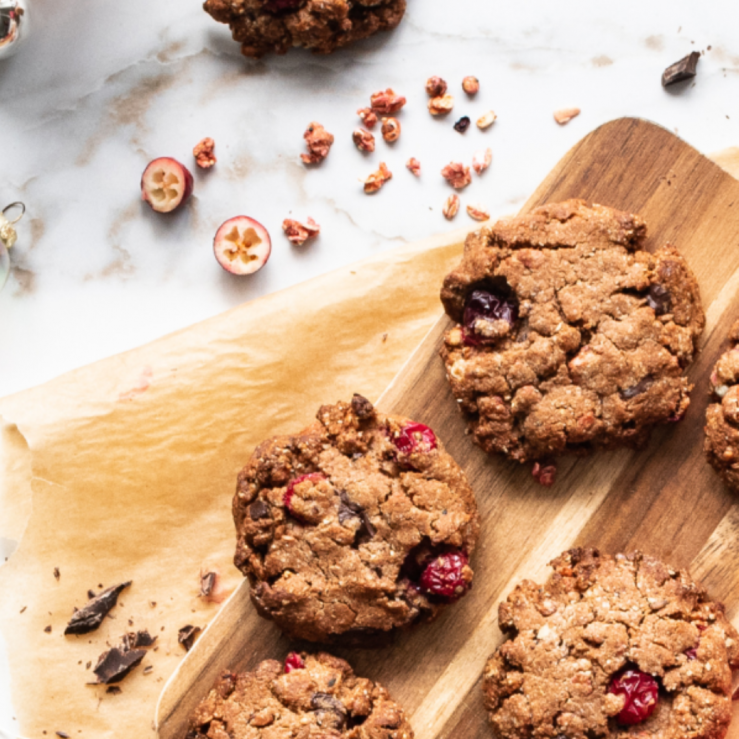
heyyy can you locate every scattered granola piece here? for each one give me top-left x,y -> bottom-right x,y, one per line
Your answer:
662,51 -> 700,87
300,122 -> 334,164
64,582 -> 131,635
178,624 -> 202,652
357,107 -> 378,129
53,567 -> 60,580
193,137 -> 216,169
92,647 -> 146,684
370,88 -> 406,114
282,217 -> 320,246
199,571 -> 217,598
406,157 -> 421,176
472,147 -> 493,175
425,76 -> 447,97
462,76 -> 479,95
466,203 -> 490,221
363,162 -> 392,193
441,162 -> 471,189
553,107 -> 581,125
352,128 -> 375,152
381,116 -> 401,142
453,116 -> 470,133
428,94 -> 454,116
443,194 -> 460,220
476,110 -> 497,129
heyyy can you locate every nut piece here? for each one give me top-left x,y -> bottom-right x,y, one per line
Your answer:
192,137 -> 216,169
282,217 -> 320,246
472,147 -> 493,175
406,157 -> 421,176
553,107 -> 581,125
441,162 -> 471,189
381,117 -> 401,142
357,107 -> 378,129
425,76 -> 447,97
442,194 -> 460,220
370,88 -> 406,114
300,122 -> 334,164
466,203 -> 490,221
476,110 -> 497,129
428,94 -> 454,116
363,162 -> 392,194
462,76 -> 479,95
352,128 -> 375,153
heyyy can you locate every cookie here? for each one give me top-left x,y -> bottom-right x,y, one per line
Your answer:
440,199 -> 705,468
186,651 -> 413,739
203,0 -> 406,59
704,320 -> 739,491
233,394 -> 479,644
482,548 -> 739,739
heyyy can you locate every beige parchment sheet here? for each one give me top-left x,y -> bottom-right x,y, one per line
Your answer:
2,149 -> 738,739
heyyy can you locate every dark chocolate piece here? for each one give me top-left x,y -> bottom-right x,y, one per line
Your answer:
662,51 -> 700,87
311,692 -> 348,730
351,393 -> 375,420
619,377 -> 654,400
199,571 -> 217,597
178,624 -> 202,651
121,629 -> 157,650
92,646 -> 145,684
646,284 -> 671,315
65,581 -> 131,635
454,116 -> 471,133
44,625 -> 51,633
248,500 -> 270,520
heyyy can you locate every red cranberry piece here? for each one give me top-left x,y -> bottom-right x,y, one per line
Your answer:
392,423 -> 437,455
532,461 -> 556,487
284,473 -> 326,516
685,648 -> 698,660
608,669 -> 659,725
284,652 -> 305,673
462,288 -> 518,345
419,551 -> 470,600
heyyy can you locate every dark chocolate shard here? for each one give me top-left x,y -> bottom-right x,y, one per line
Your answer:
178,624 -> 202,651
338,491 -> 376,544
92,646 -> 145,684
646,284 -> 671,315
65,581 -> 131,635
248,499 -> 270,520
199,571 -> 217,597
311,692 -> 347,730
662,51 -> 700,87
351,393 -> 375,420
619,376 -> 654,401
121,629 -> 157,650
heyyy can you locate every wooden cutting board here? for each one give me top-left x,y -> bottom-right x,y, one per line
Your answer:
155,117 -> 739,739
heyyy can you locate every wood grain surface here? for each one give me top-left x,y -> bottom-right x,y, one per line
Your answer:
156,118 -> 739,739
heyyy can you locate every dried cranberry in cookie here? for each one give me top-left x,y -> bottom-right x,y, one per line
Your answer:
283,652 -> 304,673
441,200 -> 705,468
232,395 -> 479,644
482,548 -> 739,739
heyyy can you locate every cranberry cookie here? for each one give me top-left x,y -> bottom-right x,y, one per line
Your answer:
705,320 -> 739,492
233,395 -> 479,644
440,199 -> 705,467
203,0 -> 406,58
482,548 -> 739,739
186,652 -> 413,739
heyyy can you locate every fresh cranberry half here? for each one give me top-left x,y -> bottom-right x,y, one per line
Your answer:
392,423 -> 437,456
284,473 -> 326,516
608,669 -> 659,725
419,551 -> 470,600
284,652 -> 305,673
462,288 -> 518,345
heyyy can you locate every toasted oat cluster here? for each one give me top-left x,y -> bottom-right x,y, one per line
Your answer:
232,395 -> 479,644
203,0 -> 407,58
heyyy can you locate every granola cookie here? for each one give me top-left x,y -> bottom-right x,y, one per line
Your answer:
233,394 -> 479,644
705,320 -> 739,492
203,0 -> 406,58
440,199 -> 705,466
186,652 -> 413,739
482,548 -> 739,739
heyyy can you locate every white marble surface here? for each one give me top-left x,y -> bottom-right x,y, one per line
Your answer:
2,0 -> 739,733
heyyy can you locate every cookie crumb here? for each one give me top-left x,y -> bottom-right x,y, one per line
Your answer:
282,217 -> 320,246
193,137 -> 216,169
357,108 -> 378,129
441,162 -> 471,189
553,107 -> 581,125
300,122 -> 334,165
406,157 -> 421,176
370,88 -> 406,114
363,162 -> 392,193
352,128 -> 375,152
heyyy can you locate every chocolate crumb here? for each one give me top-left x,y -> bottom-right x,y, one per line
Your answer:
87,590 -> 95,600
143,665 -> 153,675
662,51 -> 700,86
86,661 -> 91,669
92,646 -> 146,684
127,618 -> 133,626
53,567 -> 60,580
19,606 -> 26,614
65,581 -> 131,635
44,625 -> 51,633
178,624 -> 202,651
200,571 -> 217,597
106,686 -> 122,695
382,333 -> 388,342
55,732 -> 70,738
150,601 -> 156,608
121,629 -> 157,650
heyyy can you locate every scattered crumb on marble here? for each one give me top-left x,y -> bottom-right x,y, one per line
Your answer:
591,55 -> 613,67
645,34 -> 665,51
28,217 -> 45,250
11,267 -> 36,296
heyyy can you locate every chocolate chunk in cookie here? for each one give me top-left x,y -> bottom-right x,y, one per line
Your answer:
203,0 -> 407,59
482,548 -> 739,739
440,199 -> 705,467
186,652 -> 413,739
704,319 -> 739,492
232,395 -> 479,644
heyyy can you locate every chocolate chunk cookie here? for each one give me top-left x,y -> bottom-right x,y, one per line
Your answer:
440,199 -> 705,467
482,548 -> 739,739
705,320 -> 739,492
203,0 -> 406,59
233,395 -> 479,644
186,651 -> 413,739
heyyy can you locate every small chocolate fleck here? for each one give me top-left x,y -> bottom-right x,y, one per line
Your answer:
19,606 -> 26,614
199,571 -> 217,597
65,582 -> 131,635
106,686 -> 122,695
92,646 -> 146,684
662,51 -> 700,86
178,624 -> 202,651
311,692 -> 347,730
150,601 -> 157,608
87,590 -> 96,600
338,491 -> 364,524
55,732 -> 70,738
53,567 -> 60,580
619,376 -> 654,400
143,665 -> 153,675
351,393 -> 375,420
44,625 -> 52,633
248,499 -> 270,520
453,116 -> 471,133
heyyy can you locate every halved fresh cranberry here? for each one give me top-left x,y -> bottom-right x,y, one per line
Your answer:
419,551 -> 470,600
284,473 -> 326,516
462,288 -> 518,345
608,669 -> 659,725
284,652 -> 305,673
392,423 -> 437,455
